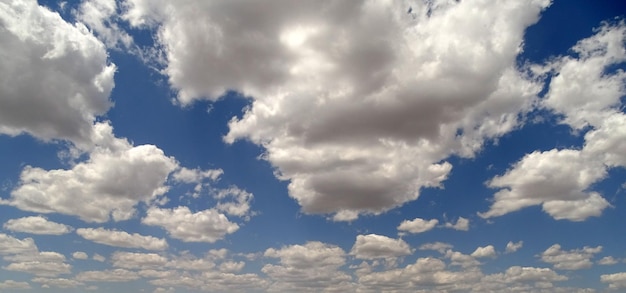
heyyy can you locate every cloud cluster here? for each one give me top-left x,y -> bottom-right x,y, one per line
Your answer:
540,244 -> 602,270
119,0 -> 550,220
0,233 -> 71,278
76,228 -> 168,251
3,216 -> 72,235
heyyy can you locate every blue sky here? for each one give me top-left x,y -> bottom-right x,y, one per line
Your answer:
0,0 -> 626,292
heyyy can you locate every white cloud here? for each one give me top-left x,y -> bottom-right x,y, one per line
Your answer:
471,245 -> 497,259
4,260 -> 71,277
219,261 -> 245,273
76,227 -> 168,251
92,253 -> 106,262
76,269 -> 140,282
122,0 -> 549,220
72,251 -> 88,260
5,123 -> 178,223
350,234 -> 412,260
75,0 -> 134,49
540,244 -> 602,270
445,217 -> 469,231
0,233 -> 37,255
213,187 -> 254,218
31,278 -> 83,289
111,251 -> 168,269
505,241 -> 523,253
598,256 -> 619,265
142,206 -> 239,243
419,242 -> 453,254
478,266 -> 568,292
0,280 -> 31,290
482,21 -> 626,221
445,250 -> 480,268
0,0 -> 114,146
263,241 -> 352,292
3,216 -> 73,235
601,272 -> 626,290
397,218 -> 438,234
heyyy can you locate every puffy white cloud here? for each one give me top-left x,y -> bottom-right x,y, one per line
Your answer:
4,123 -> 178,223
3,216 -> 73,235
111,251 -> 168,269
31,278 -> 83,289
505,241 -> 523,253
419,242 -> 453,254
444,217 -> 470,231
445,250 -> 480,268
76,269 -> 140,282
72,251 -> 88,260
0,0 -> 114,146
213,187 -> 254,218
142,206 -> 239,243
76,227 -> 168,251
0,233 -> 37,255
350,234 -> 411,260
598,256 -> 619,265
601,272 -> 626,290
218,261 -> 245,273
540,244 -> 602,270
0,280 -> 31,290
3,260 -> 71,277
263,241 -> 352,292
477,266 -> 568,292
397,218 -> 438,234
482,21 -> 626,221
92,253 -> 106,262
122,0 -> 549,220
471,245 -> 497,259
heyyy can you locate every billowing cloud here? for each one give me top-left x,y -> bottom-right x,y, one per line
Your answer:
76,227 -> 168,251
75,0 -> 134,49
350,234 -> 412,259
601,272 -> 626,290
0,280 -> 31,290
4,123 -> 178,223
477,266 -> 568,292
540,244 -> 602,270
263,241 -> 353,292
72,251 -> 88,260
142,206 -> 239,243
397,218 -> 438,234
31,278 -> 83,289
471,245 -> 497,259
0,233 -> 37,255
482,22 -> 626,221
0,0 -> 114,146
76,269 -> 141,282
120,0 -> 549,220
111,251 -> 168,269
3,216 -> 73,235
598,256 -> 619,266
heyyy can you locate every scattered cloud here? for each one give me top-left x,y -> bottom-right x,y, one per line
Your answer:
471,245 -> 497,259
142,206 -> 239,243
505,241 -> 523,253
445,217 -> 470,231
72,251 -> 88,260
397,218 -> 439,234
0,280 -> 31,290
601,272 -> 626,290
3,216 -> 73,235
598,256 -> 620,265
540,244 -> 602,270
350,234 -> 412,260
76,227 -> 168,251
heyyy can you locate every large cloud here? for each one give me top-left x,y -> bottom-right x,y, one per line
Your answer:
2,123 -> 178,223
121,0 -> 549,220
0,0 -> 115,146
3,216 -> 73,235
481,22 -> 626,221
142,206 -> 239,243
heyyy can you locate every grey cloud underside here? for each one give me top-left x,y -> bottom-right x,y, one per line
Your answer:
123,0 -> 552,220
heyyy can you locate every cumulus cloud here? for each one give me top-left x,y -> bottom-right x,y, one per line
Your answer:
76,269 -> 141,282
75,0 -> 134,49
111,251 -> 168,269
598,256 -> 619,265
72,251 -> 88,260
505,241 -> 523,253
4,123 -> 178,223
0,0 -> 114,146
3,251 -> 71,277
471,245 -> 497,259
601,272 -> 626,290
3,216 -> 73,235
76,227 -> 168,251
0,233 -> 37,255
121,0 -> 549,220
350,234 -> 412,260
31,278 -> 83,289
0,280 -> 31,290
419,242 -> 454,254
397,218 -> 438,234
482,21 -> 626,221
263,241 -> 352,292
477,266 -> 568,292
540,244 -> 602,270
444,217 -> 469,231
142,206 -> 239,243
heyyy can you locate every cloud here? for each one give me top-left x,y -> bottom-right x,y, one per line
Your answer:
72,251 -> 89,260
0,0 -> 115,146
92,254 -> 106,262
3,258 -> 71,277
121,0 -> 549,220
419,242 -> 454,254
477,266 -> 568,291
540,244 -> 602,270
0,233 -> 37,255
598,256 -> 619,265
76,269 -> 141,282
218,261 -> 245,273
4,123 -> 178,223
471,245 -> 497,259
75,0 -> 134,49
505,241 -> 523,253
263,241 -> 352,292
31,278 -> 83,289
0,280 -> 31,290
142,206 -> 239,243
601,272 -> 626,290
111,251 -> 168,269
350,234 -> 412,260
481,21 -> 626,221
397,218 -> 438,234
3,216 -> 73,235
76,227 -> 168,251
444,217 -> 469,231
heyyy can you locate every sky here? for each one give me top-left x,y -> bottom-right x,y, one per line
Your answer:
0,0 -> 625,292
